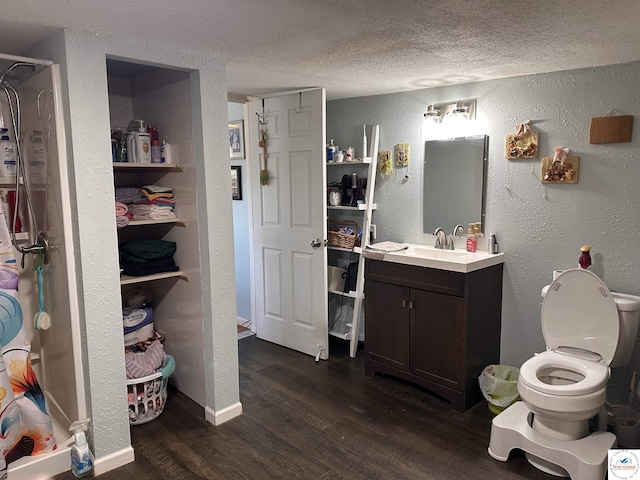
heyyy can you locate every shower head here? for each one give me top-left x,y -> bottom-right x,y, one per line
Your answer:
0,62 -> 36,85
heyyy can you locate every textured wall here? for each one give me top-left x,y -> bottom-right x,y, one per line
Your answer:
228,102 -> 251,322
51,29 -> 239,463
328,62 -> 640,402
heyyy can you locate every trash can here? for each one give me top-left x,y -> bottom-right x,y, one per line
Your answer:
479,365 -> 520,414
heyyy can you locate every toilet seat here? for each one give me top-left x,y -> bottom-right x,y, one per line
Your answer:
541,269 -> 619,366
519,351 -> 609,396
519,269 -> 618,397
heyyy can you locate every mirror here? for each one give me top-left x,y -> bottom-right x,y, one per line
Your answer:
423,135 -> 488,235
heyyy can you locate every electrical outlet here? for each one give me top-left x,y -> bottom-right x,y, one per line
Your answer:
370,224 -> 377,241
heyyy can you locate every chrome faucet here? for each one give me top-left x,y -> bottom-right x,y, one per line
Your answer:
433,227 -> 449,249
451,225 -> 465,237
448,225 -> 465,250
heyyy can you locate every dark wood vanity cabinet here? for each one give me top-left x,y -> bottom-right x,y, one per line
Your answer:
364,259 -> 503,412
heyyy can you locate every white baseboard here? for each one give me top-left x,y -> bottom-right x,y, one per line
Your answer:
93,446 -> 135,476
205,401 -> 243,426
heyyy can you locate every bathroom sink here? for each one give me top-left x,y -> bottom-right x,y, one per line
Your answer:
404,247 -> 468,260
382,244 -> 504,273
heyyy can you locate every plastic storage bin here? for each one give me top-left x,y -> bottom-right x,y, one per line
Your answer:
127,355 -> 175,425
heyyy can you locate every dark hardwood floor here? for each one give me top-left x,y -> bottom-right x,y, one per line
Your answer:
55,336 -> 553,479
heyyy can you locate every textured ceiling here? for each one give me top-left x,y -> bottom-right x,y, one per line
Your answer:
1,0 -> 640,100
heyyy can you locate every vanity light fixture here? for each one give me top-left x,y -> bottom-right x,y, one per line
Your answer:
423,104 -> 441,125
443,101 -> 471,123
422,99 -> 483,140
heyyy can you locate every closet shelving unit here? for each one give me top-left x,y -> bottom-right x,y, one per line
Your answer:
326,125 -> 379,358
108,57 -> 206,407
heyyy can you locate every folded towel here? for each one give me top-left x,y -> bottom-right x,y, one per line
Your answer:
120,239 -> 177,260
120,257 -> 179,276
116,215 -> 129,228
115,201 -> 129,217
115,187 -> 140,204
363,242 -> 409,260
141,185 -> 173,194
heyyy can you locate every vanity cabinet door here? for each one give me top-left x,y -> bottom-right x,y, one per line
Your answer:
410,289 -> 465,390
364,280 -> 410,372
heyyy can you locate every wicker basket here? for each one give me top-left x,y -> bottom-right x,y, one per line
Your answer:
127,355 -> 175,425
328,220 -> 359,249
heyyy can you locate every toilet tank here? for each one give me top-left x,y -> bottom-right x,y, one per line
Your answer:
610,292 -> 640,367
541,286 -> 640,367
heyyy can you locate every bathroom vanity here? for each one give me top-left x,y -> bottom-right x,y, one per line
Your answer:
364,246 -> 504,412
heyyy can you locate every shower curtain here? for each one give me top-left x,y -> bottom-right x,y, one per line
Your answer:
0,211 -> 55,476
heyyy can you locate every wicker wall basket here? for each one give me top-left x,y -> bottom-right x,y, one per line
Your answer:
328,219 -> 359,249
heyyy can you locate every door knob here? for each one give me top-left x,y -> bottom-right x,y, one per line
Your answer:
311,238 -> 324,248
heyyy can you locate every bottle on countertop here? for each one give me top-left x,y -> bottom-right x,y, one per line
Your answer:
578,245 -> 592,270
466,223 -> 477,252
488,233 -> 498,254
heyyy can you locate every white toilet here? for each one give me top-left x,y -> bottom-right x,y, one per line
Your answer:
488,268 -> 640,479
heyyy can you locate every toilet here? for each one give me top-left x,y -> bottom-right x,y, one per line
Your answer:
488,268 -> 640,479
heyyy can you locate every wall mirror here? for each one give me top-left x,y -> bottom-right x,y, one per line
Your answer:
423,135 -> 488,235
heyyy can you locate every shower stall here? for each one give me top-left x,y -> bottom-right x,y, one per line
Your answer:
0,53 -> 85,479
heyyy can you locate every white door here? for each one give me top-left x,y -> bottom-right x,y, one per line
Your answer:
248,89 -> 328,360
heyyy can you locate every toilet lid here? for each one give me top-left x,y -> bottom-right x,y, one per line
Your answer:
542,269 -> 619,365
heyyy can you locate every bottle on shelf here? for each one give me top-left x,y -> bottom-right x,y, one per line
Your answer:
0,128 -> 16,176
151,140 -> 162,163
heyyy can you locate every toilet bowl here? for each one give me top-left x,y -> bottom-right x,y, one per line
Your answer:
488,269 -> 640,479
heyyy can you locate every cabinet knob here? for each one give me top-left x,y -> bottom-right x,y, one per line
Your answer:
408,301 -> 414,310
402,300 -> 407,308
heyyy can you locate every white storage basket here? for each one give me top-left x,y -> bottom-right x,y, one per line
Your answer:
127,355 -> 175,425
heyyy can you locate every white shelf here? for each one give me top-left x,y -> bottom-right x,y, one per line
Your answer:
120,271 -> 187,285
328,289 -> 359,299
328,245 -> 362,254
326,157 -> 371,166
113,163 -> 183,172
126,218 -> 185,227
327,203 -> 377,211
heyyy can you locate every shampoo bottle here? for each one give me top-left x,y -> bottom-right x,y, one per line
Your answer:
69,419 -> 93,477
0,128 -> 16,176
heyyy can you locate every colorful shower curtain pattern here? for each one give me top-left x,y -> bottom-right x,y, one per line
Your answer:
0,210 -> 56,476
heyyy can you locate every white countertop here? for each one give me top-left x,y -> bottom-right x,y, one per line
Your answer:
378,243 -> 505,273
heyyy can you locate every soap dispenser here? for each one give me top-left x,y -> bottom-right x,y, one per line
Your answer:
69,418 -> 93,477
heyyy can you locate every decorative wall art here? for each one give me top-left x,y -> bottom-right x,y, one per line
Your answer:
505,120 -> 539,159
229,120 -> 245,160
395,143 -> 410,167
590,111 -> 633,144
231,165 -> 242,200
541,147 -> 579,184
378,150 -> 393,177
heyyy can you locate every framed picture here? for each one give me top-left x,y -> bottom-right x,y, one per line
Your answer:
231,166 -> 242,200
229,120 -> 245,159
